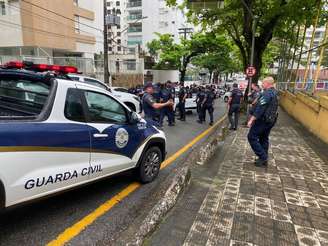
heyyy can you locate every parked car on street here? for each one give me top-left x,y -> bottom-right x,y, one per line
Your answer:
0,61 -> 166,211
67,74 -> 141,113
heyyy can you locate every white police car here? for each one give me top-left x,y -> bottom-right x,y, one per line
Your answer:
0,61 -> 166,210
67,74 -> 141,113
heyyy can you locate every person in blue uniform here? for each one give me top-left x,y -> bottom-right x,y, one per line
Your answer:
177,85 -> 187,121
142,83 -> 174,125
202,86 -> 216,125
247,77 -> 278,167
196,86 -> 206,123
159,82 -> 175,127
228,83 -> 243,130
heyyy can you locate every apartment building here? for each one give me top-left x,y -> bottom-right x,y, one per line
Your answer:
125,0 -> 188,53
302,26 -> 326,62
0,0 -> 98,59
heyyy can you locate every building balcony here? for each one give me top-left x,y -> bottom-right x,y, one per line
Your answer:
127,28 -> 142,33
127,1 -> 142,8
127,40 -> 142,46
127,15 -> 143,21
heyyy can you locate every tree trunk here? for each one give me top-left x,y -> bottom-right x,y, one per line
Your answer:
180,69 -> 186,85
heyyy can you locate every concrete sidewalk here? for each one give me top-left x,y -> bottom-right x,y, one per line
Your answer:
147,109 -> 328,246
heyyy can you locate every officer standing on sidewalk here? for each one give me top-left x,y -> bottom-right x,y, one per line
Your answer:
202,86 -> 216,125
247,77 -> 279,166
228,83 -> 243,130
142,83 -> 174,125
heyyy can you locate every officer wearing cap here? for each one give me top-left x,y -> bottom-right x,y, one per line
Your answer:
142,83 -> 174,124
247,77 -> 278,167
228,83 -> 243,130
202,85 -> 216,126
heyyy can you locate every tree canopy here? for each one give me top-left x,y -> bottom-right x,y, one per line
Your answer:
166,0 -> 321,83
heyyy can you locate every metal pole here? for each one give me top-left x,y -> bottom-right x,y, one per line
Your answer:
103,0 -> 110,86
313,21 -> 328,94
302,1 -> 321,89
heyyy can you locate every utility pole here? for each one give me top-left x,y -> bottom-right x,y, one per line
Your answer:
178,27 -> 193,40
103,0 -> 110,86
178,27 -> 193,84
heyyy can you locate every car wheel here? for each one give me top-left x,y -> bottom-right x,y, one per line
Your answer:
137,146 -> 162,183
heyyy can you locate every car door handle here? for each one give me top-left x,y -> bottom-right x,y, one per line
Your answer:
93,133 -> 109,138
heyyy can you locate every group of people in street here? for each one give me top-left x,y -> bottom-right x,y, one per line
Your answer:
140,76 -> 278,168
227,77 -> 279,167
141,81 -> 217,127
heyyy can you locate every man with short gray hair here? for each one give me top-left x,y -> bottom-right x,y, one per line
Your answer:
247,77 -> 278,166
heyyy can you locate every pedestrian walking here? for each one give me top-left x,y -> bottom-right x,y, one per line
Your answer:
202,86 -> 216,126
159,82 -> 175,127
247,77 -> 279,167
228,83 -> 243,130
177,85 -> 187,121
142,83 -> 174,125
196,86 -> 206,124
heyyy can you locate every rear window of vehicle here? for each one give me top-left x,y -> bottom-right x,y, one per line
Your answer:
0,78 -> 50,117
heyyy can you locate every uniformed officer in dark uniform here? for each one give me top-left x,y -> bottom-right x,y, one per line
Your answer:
196,86 -> 206,123
177,85 -> 187,121
247,77 -> 278,167
228,83 -> 243,130
159,82 -> 174,126
142,83 -> 174,125
202,86 -> 216,125
246,83 -> 261,122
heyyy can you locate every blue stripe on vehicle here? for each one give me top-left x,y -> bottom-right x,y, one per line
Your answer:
0,122 -> 158,159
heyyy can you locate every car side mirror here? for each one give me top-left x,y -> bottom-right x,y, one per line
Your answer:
129,111 -> 141,124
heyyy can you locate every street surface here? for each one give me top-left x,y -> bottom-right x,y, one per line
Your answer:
0,100 -> 226,246
148,110 -> 328,246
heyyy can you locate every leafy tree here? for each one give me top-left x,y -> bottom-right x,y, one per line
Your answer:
166,0 -> 321,83
147,32 -> 236,83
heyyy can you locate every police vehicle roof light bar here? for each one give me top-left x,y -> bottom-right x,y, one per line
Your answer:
2,61 -> 79,74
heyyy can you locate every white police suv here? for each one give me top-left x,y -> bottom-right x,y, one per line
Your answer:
0,61 -> 166,210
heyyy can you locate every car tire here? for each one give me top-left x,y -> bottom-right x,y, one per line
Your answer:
137,146 -> 162,183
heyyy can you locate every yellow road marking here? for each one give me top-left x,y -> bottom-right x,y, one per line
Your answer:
47,114 -> 227,246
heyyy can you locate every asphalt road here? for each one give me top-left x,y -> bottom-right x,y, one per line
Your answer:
0,100 -> 227,246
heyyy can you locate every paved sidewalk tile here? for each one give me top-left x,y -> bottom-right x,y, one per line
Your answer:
180,111 -> 328,246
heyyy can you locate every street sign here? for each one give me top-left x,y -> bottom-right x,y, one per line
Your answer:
246,66 -> 256,77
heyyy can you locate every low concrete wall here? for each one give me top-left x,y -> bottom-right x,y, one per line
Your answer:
280,91 -> 328,144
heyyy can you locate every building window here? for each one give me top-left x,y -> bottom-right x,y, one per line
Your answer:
107,9 -> 111,14
128,23 -> 142,33
116,1 -> 120,6
74,15 -> 80,33
128,48 -> 136,54
126,59 -> 136,70
108,47 -> 112,51
117,46 -> 122,51
117,32 -> 121,37
0,1 -> 6,15
117,25 -> 121,29
116,9 -> 121,15
117,39 -> 121,44
106,2 -> 111,7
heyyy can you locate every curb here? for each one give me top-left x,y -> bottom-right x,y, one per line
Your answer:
122,116 -> 228,246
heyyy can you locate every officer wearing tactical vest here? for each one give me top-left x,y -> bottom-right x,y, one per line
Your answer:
196,86 -> 206,123
228,83 -> 243,130
247,77 -> 278,167
202,85 -> 216,126
142,83 -> 174,125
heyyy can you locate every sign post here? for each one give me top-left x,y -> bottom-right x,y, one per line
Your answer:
246,66 -> 256,78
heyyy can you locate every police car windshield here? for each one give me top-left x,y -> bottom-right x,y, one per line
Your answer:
0,78 -> 50,117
